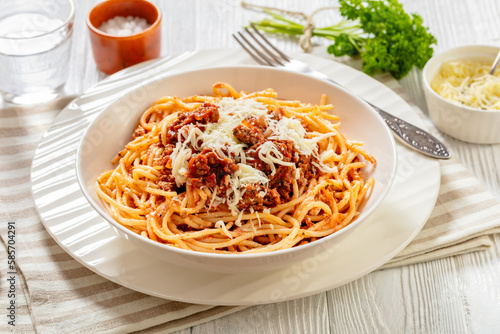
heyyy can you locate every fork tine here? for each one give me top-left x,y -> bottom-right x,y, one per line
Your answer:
242,26 -> 285,66
232,32 -> 268,65
249,24 -> 291,62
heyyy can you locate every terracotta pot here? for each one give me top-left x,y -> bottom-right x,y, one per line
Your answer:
87,0 -> 162,74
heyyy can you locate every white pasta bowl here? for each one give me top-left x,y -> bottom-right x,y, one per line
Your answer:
76,65 -> 397,273
422,44 -> 500,143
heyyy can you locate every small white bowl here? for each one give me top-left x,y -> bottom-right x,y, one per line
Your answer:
76,65 -> 397,273
422,45 -> 500,144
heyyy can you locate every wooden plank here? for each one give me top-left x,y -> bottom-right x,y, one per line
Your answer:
63,0 -> 500,333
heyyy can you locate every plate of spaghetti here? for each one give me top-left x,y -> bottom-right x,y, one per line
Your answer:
76,65 -> 397,273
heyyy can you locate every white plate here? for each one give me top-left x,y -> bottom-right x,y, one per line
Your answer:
76,65 -> 397,273
31,48 -> 440,306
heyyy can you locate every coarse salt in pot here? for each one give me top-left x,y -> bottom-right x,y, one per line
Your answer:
99,16 -> 151,36
87,0 -> 162,74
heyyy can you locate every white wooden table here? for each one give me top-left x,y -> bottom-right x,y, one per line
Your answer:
13,0 -> 500,332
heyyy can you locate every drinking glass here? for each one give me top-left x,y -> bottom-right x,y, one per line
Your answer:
0,0 -> 75,104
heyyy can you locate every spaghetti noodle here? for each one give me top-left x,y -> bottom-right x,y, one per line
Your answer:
95,82 -> 376,254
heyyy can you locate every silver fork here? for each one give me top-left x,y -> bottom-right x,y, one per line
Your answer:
233,25 -> 451,160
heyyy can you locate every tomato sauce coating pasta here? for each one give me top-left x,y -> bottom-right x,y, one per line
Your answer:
95,82 -> 376,254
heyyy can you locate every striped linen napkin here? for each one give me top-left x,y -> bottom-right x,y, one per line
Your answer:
376,76 -> 500,268
0,98 -> 245,333
1,79 -> 500,333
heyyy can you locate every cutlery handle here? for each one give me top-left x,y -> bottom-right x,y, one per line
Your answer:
311,71 -> 451,159
369,103 -> 451,159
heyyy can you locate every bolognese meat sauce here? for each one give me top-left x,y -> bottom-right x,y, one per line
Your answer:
139,100 -> 321,212
161,102 -> 220,145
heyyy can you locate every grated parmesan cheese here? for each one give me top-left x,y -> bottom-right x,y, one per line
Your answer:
257,141 -> 295,175
215,220 -> 233,239
431,59 -> 500,110
169,97 -> 337,215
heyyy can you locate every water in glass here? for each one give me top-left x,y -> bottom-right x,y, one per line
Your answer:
0,1 -> 74,104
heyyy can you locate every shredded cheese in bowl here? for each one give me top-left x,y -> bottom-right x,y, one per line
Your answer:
430,59 -> 500,110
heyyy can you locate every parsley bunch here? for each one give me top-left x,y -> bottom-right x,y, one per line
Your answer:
250,0 -> 437,79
